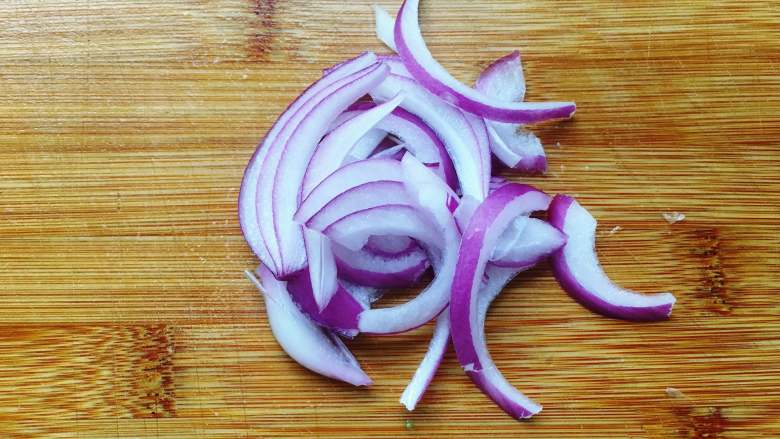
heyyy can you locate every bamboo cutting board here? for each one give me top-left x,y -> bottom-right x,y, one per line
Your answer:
0,0 -> 778,437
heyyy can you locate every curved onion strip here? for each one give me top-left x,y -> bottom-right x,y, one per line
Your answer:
258,64 -> 384,276
401,266 -> 520,411
333,242 -> 429,288
371,73 -> 488,200
246,267 -> 371,386
303,93 -> 404,197
349,102 -> 457,189
302,97 -> 403,310
286,268 -> 365,336
394,0 -> 575,123
491,218 -> 567,268
450,183 -> 551,420
548,195 -> 676,321
323,204 -> 441,252
399,312 -> 449,410
239,52 -> 378,274
302,228 -> 339,312
296,159 -> 404,225
258,62 -> 390,277
373,4 -> 397,52
306,181 -> 412,233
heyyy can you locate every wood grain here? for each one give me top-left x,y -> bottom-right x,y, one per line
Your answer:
0,0 -> 778,437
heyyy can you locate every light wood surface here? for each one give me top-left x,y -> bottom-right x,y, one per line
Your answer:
0,0 -> 778,437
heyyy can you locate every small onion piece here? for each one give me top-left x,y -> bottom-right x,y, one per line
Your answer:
286,268 -> 365,337
246,267 -> 371,386
491,218 -> 567,268
477,52 -> 547,174
450,183 -> 551,420
373,4 -> 398,52
475,51 -> 526,103
333,241 -> 430,288
394,0 -> 575,123
548,195 -> 677,321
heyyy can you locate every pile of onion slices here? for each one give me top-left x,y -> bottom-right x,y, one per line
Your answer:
239,0 -> 676,420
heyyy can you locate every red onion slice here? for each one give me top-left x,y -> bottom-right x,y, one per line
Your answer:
491,218 -> 566,268
240,52 -> 378,274
399,312 -> 449,410
476,52 -> 547,174
475,51 -> 526,103
548,195 -> 676,321
296,158 -> 404,225
323,204 -> 440,253
371,73 -> 488,199
349,102 -> 457,189
401,266 -> 521,411
333,242 -> 430,288
246,267 -> 371,386
302,228 -> 339,311
450,183 -> 551,420
303,93 -> 404,197
258,62 -> 390,277
286,268 -> 365,336
373,4 -> 397,52
394,0 -> 575,123
364,235 -> 416,256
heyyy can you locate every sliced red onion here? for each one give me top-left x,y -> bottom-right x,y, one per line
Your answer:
302,228 -> 339,311
476,52 -> 547,173
323,204 -> 441,253
350,102 -> 457,189
246,267 -> 371,386
475,51 -> 526,103
240,52 -> 378,274
370,143 -> 407,160
364,234 -> 416,256
373,4 -> 397,52
394,0 -> 575,123
333,242 -> 429,288
296,158 -> 404,225
548,195 -> 676,321
371,73 -> 488,199
489,176 -> 509,192
377,55 -> 413,77
286,268 -> 365,336
487,123 -> 547,174
345,129 -> 390,162
303,93 -> 404,197
401,265 -> 520,411
258,62 -> 390,277
306,181 -> 412,232
399,312 -> 449,410
303,99 -> 405,311
450,183 -> 551,420
491,218 -> 566,268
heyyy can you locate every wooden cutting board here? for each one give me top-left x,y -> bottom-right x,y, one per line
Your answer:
0,0 -> 777,437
